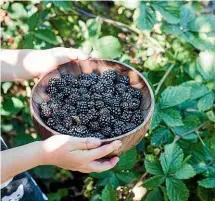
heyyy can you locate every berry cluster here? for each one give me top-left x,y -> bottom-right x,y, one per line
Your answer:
40,70 -> 144,139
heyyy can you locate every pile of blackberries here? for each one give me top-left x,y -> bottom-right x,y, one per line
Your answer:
40,70 -> 144,139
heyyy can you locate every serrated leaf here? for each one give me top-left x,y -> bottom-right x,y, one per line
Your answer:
133,3 -> 156,30
152,1 -> 181,24
35,28 -> 59,45
23,33 -> 34,49
92,36 -> 121,59
52,1 -> 73,11
159,86 -> 190,108
143,175 -> 165,189
175,164 -> 196,179
181,81 -> 209,100
180,5 -> 195,29
166,178 -> 189,201
198,177 -> 215,188
145,155 -> 164,175
87,18 -> 101,40
151,128 -> 173,146
28,12 -> 39,31
187,14 -> 215,33
101,183 -> 117,201
150,104 -> 162,130
197,92 -> 214,111
160,142 -> 184,174
113,148 -> 137,171
161,109 -> 184,127
145,187 -> 163,201
116,172 -> 137,184
90,170 -> 113,179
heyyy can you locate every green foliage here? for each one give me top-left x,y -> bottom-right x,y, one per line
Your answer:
1,1 -> 215,200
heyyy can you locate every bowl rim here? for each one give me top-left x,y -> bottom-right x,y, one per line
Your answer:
30,58 -> 155,142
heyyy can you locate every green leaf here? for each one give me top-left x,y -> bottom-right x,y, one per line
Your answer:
197,92 -> 214,111
181,81 -> 209,100
145,187 -> 163,201
198,177 -> 215,188
35,28 -> 59,45
32,166 -> 55,179
143,175 -> 165,189
151,128 -> 173,146
28,12 -> 39,31
101,183 -> 117,201
52,1 -> 73,10
2,82 -> 13,94
196,51 -> 215,82
90,170 -> 113,179
8,3 -> 27,19
87,18 -> 101,41
23,33 -> 34,49
175,164 -> 196,179
145,155 -> 164,175
161,109 -> 184,127
133,3 -> 156,30
159,86 -> 190,108
116,172 -> 137,184
152,1 -> 181,24
92,36 -> 121,59
160,142 -> 184,174
150,104 -> 162,130
180,5 -> 195,29
187,14 -> 215,33
166,178 -> 189,201
114,148 -> 137,171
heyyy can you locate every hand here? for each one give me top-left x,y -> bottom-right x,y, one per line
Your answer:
26,47 -> 89,78
41,135 -> 121,173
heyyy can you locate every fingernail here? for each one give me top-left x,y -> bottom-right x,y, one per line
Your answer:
113,140 -> 122,150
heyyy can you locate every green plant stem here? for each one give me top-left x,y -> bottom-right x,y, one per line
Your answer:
175,121 -> 209,141
155,64 -> 175,96
126,172 -> 148,201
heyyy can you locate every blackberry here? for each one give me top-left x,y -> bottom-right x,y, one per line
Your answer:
112,106 -> 121,117
88,133 -> 105,139
129,98 -> 140,110
79,73 -> 91,81
121,111 -> 133,122
59,109 -> 68,119
80,80 -> 91,88
48,78 -> 58,87
70,88 -> 79,94
100,107 -> 111,116
128,87 -> 142,99
69,78 -> 79,88
91,93 -> 102,101
90,73 -> 98,85
110,115 -> 116,125
101,69 -> 117,81
88,109 -> 97,120
61,74 -> 76,84
75,125 -> 89,135
119,75 -> 129,85
90,82 -> 104,94
68,93 -> 80,104
79,114 -> 90,125
113,95 -> 121,107
102,127 -> 112,137
40,101 -> 49,109
53,93 -> 65,102
62,104 -> 76,115
54,124 -> 68,134
99,114 -> 111,127
63,87 -> 72,96
124,123 -> 136,132
114,127 -> 122,136
122,92 -> 132,102
115,83 -> 127,95
89,121 -> 100,131
41,107 -> 51,118
49,100 -> 61,111
88,101 -> 95,109
101,80 -> 114,89
103,93 -> 113,106
106,88 -> 115,95
77,101 -> 88,114
80,93 -> 91,101
95,101 -> 105,110
114,120 -> 124,130
131,110 -> 144,125
64,116 -> 73,129
47,86 -> 58,96
56,78 -> 67,89
79,87 -> 88,95
121,102 -> 129,110
46,118 -> 56,128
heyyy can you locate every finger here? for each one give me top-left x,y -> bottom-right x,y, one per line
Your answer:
70,137 -> 102,150
88,156 -> 120,172
83,140 -> 122,160
68,48 -> 89,60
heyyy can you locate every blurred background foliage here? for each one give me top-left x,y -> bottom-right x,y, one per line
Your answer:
1,1 -> 215,201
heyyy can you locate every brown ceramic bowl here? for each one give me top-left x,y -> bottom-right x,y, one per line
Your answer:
30,59 -> 154,156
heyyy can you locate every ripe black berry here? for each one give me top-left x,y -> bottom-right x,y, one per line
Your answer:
95,101 -> 105,110
119,75 -> 129,85
47,86 -> 58,96
89,121 -> 100,131
47,118 -> 56,128
101,69 -> 117,81
121,111 -> 133,122
75,125 -> 89,135
102,127 -> 112,137
77,101 -> 88,114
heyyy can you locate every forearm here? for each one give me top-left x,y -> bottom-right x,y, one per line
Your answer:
1,141 -> 45,183
0,49 -> 55,81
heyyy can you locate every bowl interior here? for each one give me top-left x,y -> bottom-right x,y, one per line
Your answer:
31,59 -> 154,141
